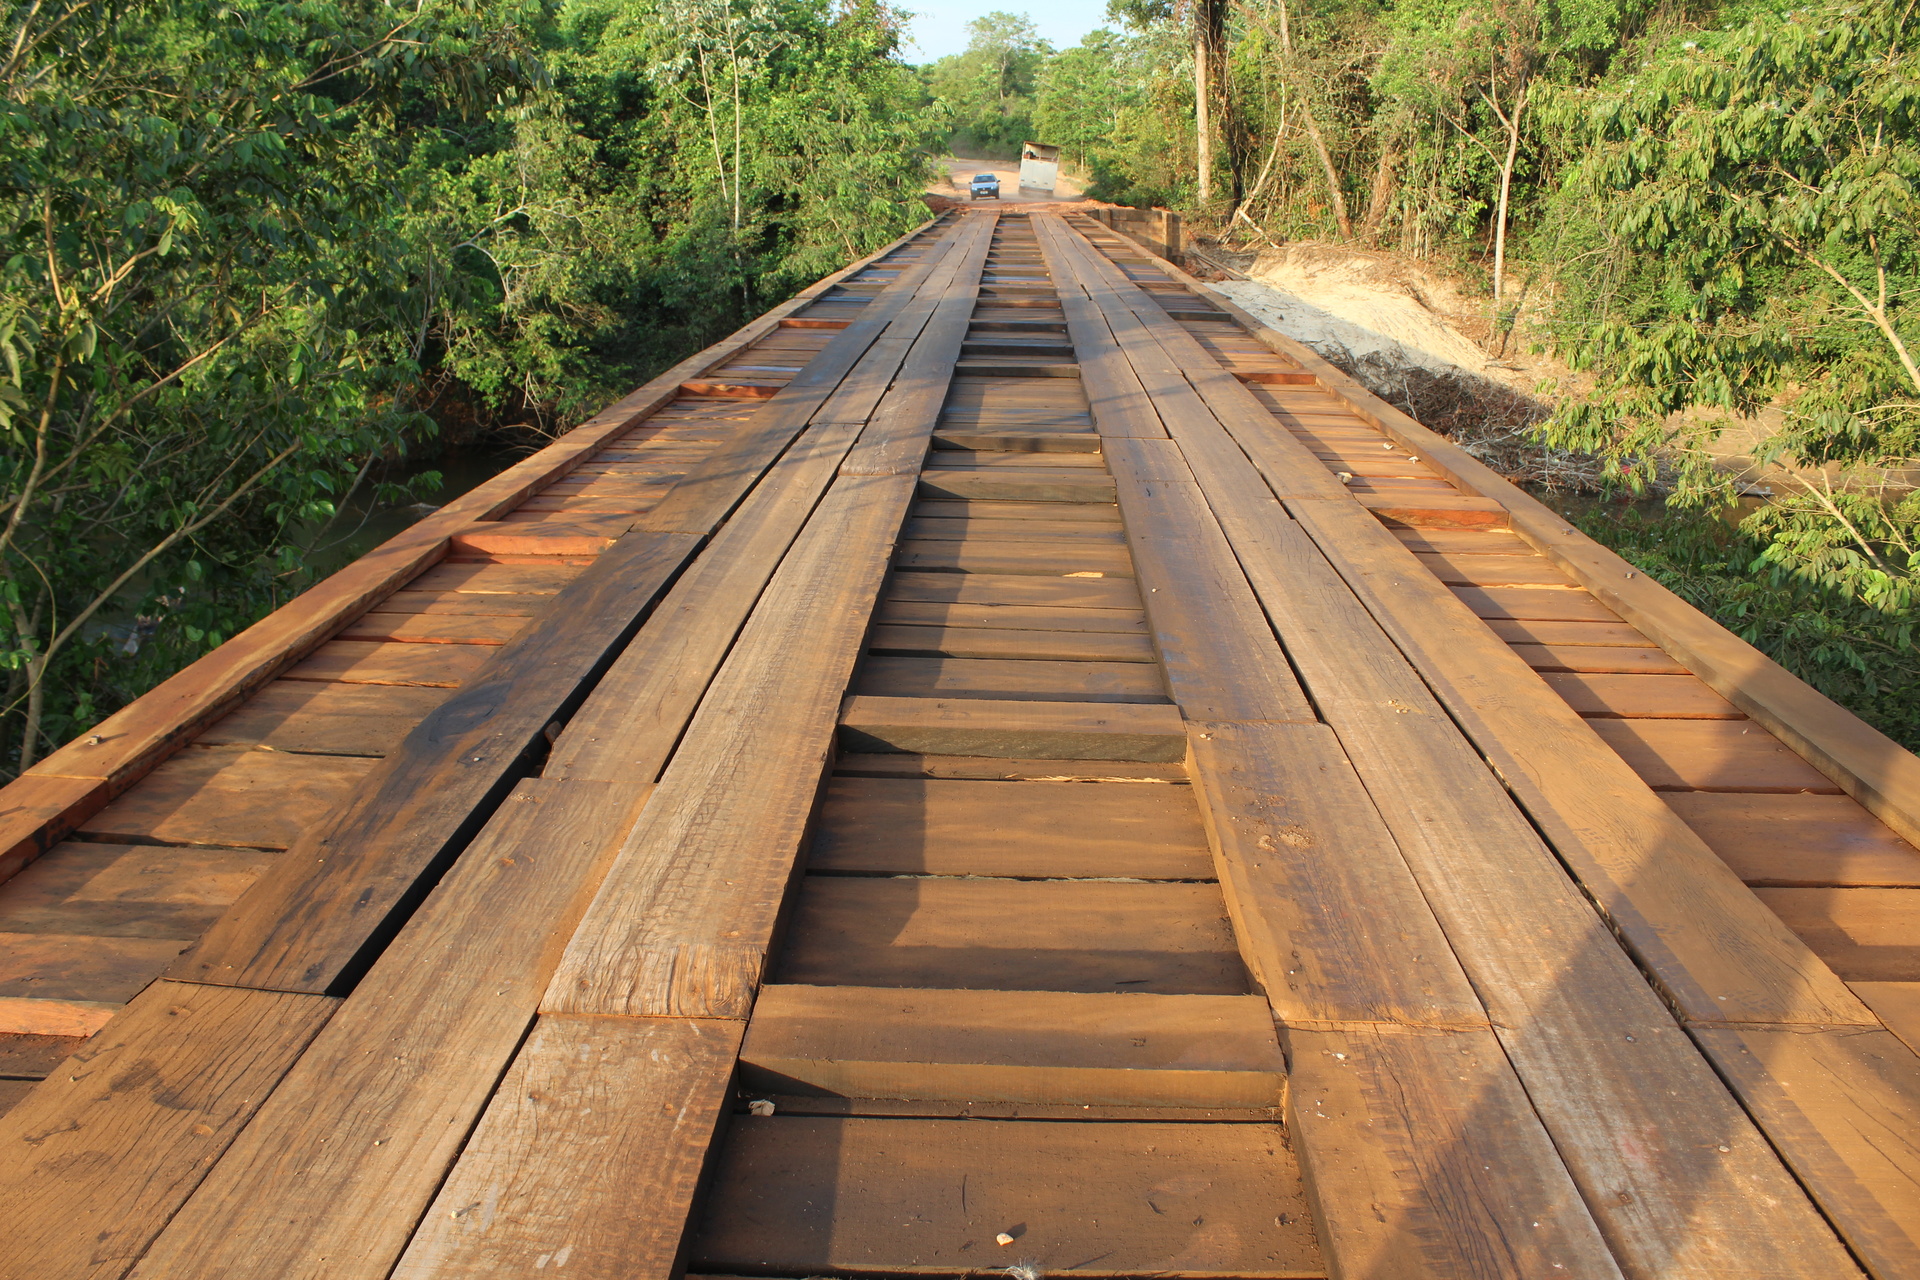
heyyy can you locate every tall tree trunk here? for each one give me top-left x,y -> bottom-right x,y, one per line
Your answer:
1360,143 -> 1401,239
1194,30 -> 1212,206
1489,83 -> 1527,302
1235,0 -> 1349,237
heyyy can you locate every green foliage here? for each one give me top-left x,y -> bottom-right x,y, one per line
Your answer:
919,10 -> 1049,154
1538,0 -> 1920,611
0,0 -> 942,774
1572,502 -> 1920,747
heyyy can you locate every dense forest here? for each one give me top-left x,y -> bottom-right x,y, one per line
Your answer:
1,0 -> 1914,773
0,0 -> 944,772
926,0 -> 1918,743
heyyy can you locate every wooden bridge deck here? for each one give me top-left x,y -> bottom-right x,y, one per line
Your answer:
3,209 -> 1919,1279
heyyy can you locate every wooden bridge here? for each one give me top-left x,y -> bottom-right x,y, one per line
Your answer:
2,209 -> 1918,1279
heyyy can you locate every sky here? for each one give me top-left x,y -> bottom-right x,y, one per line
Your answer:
899,0 -> 1120,62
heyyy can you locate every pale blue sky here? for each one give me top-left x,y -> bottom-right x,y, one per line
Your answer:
900,1 -> 1120,62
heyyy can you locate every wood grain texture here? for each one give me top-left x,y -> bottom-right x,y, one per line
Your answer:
1102,440 -> 1316,722
1755,888 -> 1920,981
544,477 -> 916,1019
1283,497 -> 1868,1028
857,654 -> 1170,703
391,1014 -> 742,1280
838,694 -> 1188,760
1665,793 -> 1920,887
0,981 -> 336,1280
690,1116 -> 1324,1278
775,875 -> 1249,994
1286,1024 -> 1622,1280
1692,1025 -> 1920,1279
809,775 -> 1209,878
0,774 -> 110,886
1543,672 -> 1743,719
1187,722 -> 1484,1028
545,419 -> 866,784
79,746 -> 376,850
168,529 -> 698,994
1588,718 -> 1845,793
126,780 -> 632,1280
191,680 -> 453,756
742,985 -> 1284,1107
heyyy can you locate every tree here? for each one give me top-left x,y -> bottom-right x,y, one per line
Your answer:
1541,0 -> 1920,611
920,10 -> 1049,153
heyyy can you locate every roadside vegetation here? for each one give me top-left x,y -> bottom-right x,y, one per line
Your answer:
0,0 -> 943,774
920,0 -> 1917,744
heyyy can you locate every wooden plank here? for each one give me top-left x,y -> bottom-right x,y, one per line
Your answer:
1692,1026 -> 1920,1278
282,639 -> 492,687
0,981 -> 337,1280
1286,1025 -> 1624,1280
886,568 -> 1139,608
774,876 -> 1248,994
874,599 -> 1147,634
916,469 -> 1117,502
1107,445 -> 1316,723
1513,642 -> 1692,674
0,841 -> 269,942
335,611 -> 527,645
1487,618 -> 1656,647
905,515 -> 1126,541
1754,889 -> 1920,980
741,986 -> 1283,1107
193,680 -> 452,755
0,774 -> 107,886
636,220 -> 977,536
838,694 -> 1188,762
911,498 -> 1119,522
80,746 -> 376,850
168,529 -> 699,994
857,655 -> 1170,703
1283,497 -> 1868,1028
0,995 -> 122,1036
0,1030 -> 86,1078
1854,982 -> 1920,1054
1156,479 -> 1862,1268
545,419 -> 867,784
894,538 -> 1134,577
1544,672 -> 1744,718
404,562 -> 580,595
1454,584 -> 1623,622
125,779 -> 637,1280
690,1116 -> 1322,1278
1187,722 -> 1485,1028
835,753 -> 1189,781
544,478 -> 917,1020
390,1014 -> 742,1280
809,775 -> 1209,878
1589,718 -> 1846,793
869,622 -> 1154,662
1223,285 -> 1920,852
1666,792 -> 1920,887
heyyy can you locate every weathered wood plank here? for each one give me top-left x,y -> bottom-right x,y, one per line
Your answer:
809,775 -> 1208,878
839,694 -> 1188,760
1666,793 -> 1920,887
690,1117 -> 1323,1278
1692,1025 -> 1920,1279
1286,1025 -> 1624,1280
1187,721 -> 1484,1028
126,780 -> 633,1280
0,982 -> 337,1280
857,654 -> 1170,703
775,876 -> 1248,994
168,529 -> 698,993
741,986 -> 1283,1107
390,1014 -> 742,1280
80,746 -> 376,850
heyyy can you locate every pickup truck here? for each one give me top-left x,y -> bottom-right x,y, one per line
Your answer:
968,173 -> 1000,200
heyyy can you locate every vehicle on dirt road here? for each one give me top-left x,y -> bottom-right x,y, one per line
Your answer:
969,173 -> 1000,200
